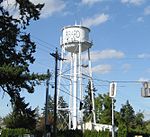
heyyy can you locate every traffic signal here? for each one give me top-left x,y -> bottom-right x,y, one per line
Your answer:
71,121 -> 73,128
143,82 -> 149,89
89,104 -> 93,113
79,101 -> 83,110
141,82 -> 150,97
46,124 -> 52,132
109,82 -> 117,98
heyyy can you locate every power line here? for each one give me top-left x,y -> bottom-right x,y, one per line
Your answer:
34,40 -> 55,53
31,35 -> 61,52
58,88 -> 81,101
92,77 -> 150,84
31,35 -> 56,48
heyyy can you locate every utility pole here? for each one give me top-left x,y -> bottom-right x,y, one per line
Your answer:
50,48 -> 64,137
109,82 -> 117,137
44,69 -> 50,137
112,98 -> 115,137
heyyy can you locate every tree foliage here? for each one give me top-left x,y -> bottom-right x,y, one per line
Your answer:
1,128 -> 30,137
83,80 -> 114,125
3,97 -> 38,130
37,95 -> 69,134
134,111 -> 145,130
83,80 -> 96,122
83,80 -> 148,135
0,0 -> 49,119
0,0 -> 46,95
144,120 -> 150,134
116,100 -> 148,135
119,100 -> 135,132
96,93 -> 113,124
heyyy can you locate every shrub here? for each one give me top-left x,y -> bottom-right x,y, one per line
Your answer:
1,128 -> 29,137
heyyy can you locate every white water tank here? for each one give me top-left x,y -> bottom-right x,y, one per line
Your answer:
60,25 -> 92,53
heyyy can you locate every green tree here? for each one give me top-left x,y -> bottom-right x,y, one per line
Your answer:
116,101 -> 149,136
119,100 -> 136,134
94,93 -> 114,125
36,114 -> 53,136
43,95 -> 69,123
57,96 -> 69,129
134,111 -> 145,131
83,80 -> 96,122
0,0 -> 48,122
144,120 -> 150,134
98,93 -> 113,124
83,82 -> 113,125
117,122 -> 127,137
3,97 -> 38,130
95,94 -> 103,123
37,95 -> 68,134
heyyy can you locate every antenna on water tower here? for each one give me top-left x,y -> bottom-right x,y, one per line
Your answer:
57,25 -> 96,130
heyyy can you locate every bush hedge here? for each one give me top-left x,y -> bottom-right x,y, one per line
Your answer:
1,128 -> 29,137
56,129 -> 150,137
1,128 -> 150,137
57,130 -> 110,137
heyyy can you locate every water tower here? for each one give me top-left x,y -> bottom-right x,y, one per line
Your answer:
57,25 -> 96,129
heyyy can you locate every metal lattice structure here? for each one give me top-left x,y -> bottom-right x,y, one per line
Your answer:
57,25 -> 96,130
